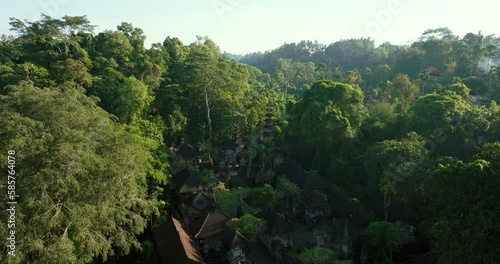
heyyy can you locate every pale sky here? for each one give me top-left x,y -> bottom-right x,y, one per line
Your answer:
1,0 -> 499,54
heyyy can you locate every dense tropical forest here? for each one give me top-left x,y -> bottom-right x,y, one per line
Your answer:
0,15 -> 499,264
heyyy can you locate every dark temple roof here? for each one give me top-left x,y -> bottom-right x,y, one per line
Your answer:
189,211 -> 231,239
171,168 -> 202,194
181,192 -> 214,213
176,143 -> 200,160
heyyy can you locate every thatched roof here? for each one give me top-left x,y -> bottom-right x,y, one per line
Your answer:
189,211 -> 231,239
230,231 -> 250,249
154,217 -> 205,264
181,192 -> 214,214
172,168 -> 202,194
176,143 -> 200,160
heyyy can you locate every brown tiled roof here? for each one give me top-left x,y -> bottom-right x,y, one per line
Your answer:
154,217 -> 205,264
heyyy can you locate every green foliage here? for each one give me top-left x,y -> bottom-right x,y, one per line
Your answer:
0,64 -> 16,89
51,58 -> 92,87
363,132 -> 429,201
365,221 -> 406,263
363,100 -> 400,141
227,214 -> 266,239
213,183 -> 247,217
255,169 -> 276,185
329,184 -> 351,200
434,81 -> 471,98
90,76 -> 152,123
275,176 -> 301,201
199,169 -> 217,190
367,101 -> 397,127
140,240 -> 154,254
410,92 -> 469,136
382,73 -> 420,112
426,150 -> 500,264
114,76 -> 153,122
91,30 -> 133,67
0,81 -> 153,263
159,40 -> 251,142
287,80 -> 367,171
475,142 -> 500,169
14,62 -> 54,87
250,184 -> 276,210
8,15 -> 95,69
3,14 -> 500,264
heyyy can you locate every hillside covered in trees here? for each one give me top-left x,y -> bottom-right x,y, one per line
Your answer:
1,15 -> 499,264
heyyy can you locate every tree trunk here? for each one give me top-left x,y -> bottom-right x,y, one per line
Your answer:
205,90 -> 213,140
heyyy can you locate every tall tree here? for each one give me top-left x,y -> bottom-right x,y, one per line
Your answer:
287,80 -> 367,176
0,81 -> 154,263
425,144 -> 500,263
382,73 -> 420,112
363,132 -> 429,214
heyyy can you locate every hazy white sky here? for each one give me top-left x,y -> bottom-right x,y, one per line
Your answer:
1,0 -> 499,54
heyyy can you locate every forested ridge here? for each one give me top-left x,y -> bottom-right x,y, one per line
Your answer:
0,15 -> 499,264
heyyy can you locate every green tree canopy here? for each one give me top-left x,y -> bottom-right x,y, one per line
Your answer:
365,221 -> 406,263
227,213 -> 266,240
0,82 -> 154,263
250,184 -> 276,210
382,73 -> 420,112
363,132 -> 429,209
426,146 -> 500,263
287,80 -> 367,174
